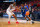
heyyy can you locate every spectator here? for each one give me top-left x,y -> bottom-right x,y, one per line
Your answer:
32,8 -> 38,20
38,9 -> 40,19
0,9 -> 3,17
32,8 -> 35,20
0,10 -> 2,17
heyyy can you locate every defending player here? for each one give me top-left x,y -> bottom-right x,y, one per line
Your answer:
6,2 -> 19,24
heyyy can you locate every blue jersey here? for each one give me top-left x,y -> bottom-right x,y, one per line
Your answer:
21,6 -> 26,13
24,5 -> 29,12
21,5 -> 29,17
21,6 -> 25,17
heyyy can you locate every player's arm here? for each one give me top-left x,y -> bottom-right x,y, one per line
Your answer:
9,5 -> 13,13
9,5 -> 12,9
16,6 -> 21,11
25,6 -> 28,10
18,6 -> 21,10
18,6 -> 21,11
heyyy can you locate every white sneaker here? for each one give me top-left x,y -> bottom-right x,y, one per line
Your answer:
30,20 -> 34,24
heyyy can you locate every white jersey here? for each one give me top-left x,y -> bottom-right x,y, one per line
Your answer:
6,4 -> 15,15
7,4 -> 15,12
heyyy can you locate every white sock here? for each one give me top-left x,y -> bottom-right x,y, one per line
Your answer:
30,20 -> 33,24
31,20 -> 33,21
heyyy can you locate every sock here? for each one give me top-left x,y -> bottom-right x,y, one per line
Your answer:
26,18 -> 28,21
31,20 -> 33,21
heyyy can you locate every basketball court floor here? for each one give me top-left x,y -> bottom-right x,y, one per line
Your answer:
0,18 -> 40,27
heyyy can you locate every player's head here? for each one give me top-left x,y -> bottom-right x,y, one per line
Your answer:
21,4 -> 24,7
25,3 -> 27,6
29,4 -> 31,7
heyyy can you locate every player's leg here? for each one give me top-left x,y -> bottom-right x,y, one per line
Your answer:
26,15 -> 31,20
24,17 -> 26,20
12,14 -> 17,21
6,11 -> 11,24
8,15 -> 11,24
25,11 -> 31,20
25,11 -> 34,24
8,15 -> 11,21
22,13 -> 28,21
12,14 -> 19,24
24,17 -> 28,21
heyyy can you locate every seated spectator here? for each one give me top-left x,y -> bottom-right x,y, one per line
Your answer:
32,8 -> 35,20
0,11 -> 1,17
38,9 -> 40,19
0,9 -> 3,17
32,8 -> 38,20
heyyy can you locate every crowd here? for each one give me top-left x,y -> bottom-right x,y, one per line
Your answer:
0,9 -> 3,17
31,6 -> 40,20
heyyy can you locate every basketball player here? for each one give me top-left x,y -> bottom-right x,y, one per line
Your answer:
24,3 -> 34,24
17,3 -> 34,24
6,2 -> 19,24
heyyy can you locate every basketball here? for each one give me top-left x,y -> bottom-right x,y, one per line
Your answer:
26,11 -> 30,15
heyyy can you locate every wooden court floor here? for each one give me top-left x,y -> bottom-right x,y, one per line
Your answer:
0,18 -> 40,27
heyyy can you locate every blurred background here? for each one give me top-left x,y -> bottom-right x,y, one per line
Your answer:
0,0 -> 40,21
